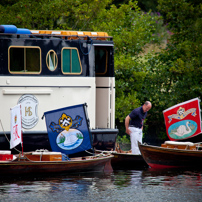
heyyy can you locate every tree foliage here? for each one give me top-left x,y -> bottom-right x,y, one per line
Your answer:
138,0 -> 202,140
0,0 -> 181,142
0,0 -> 113,30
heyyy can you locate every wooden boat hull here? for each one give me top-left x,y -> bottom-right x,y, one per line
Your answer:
0,155 -> 113,175
111,152 -> 148,169
138,143 -> 202,169
95,149 -> 148,169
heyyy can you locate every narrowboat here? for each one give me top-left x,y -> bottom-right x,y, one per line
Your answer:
0,25 -> 118,153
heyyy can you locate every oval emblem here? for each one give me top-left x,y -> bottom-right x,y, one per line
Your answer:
56,129 -> 83,150
168,120 -> 197,140
18,94 -> 39,129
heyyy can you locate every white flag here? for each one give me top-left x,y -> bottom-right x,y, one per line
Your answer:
10,104 -> 22,149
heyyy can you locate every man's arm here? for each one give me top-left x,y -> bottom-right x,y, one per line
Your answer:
125,115 -> 131,135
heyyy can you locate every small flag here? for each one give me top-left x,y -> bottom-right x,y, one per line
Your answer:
163,98 -> 202,140
44,104 -> 92,155
10,104 -> 22,149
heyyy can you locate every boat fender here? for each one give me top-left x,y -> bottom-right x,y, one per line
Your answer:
1,25 -> 17,33
16,28 -> 31,34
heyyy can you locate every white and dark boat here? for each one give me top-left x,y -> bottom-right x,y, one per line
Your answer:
0,25 -> 118,153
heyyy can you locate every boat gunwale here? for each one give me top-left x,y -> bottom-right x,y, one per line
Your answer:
139,143 -> 202,155
111,152 -> 141,157
0,155 -> 113,166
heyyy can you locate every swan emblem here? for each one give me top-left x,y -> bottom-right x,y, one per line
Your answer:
63,132 -> 78,146
173,121 -> 191,137
57,129 -> 83,149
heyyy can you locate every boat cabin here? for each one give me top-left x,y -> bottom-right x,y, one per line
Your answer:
0,25 -> 118,152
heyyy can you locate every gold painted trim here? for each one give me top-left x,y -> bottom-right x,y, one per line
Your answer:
46,50 -> 58,71
8,46 -> 42,74
61,47 -> 82,75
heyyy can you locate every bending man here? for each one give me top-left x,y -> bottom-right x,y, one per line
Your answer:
125,101 -> 152,155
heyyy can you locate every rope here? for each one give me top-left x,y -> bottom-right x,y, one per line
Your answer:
195,142 -> 202,150
79,36 -> 93,55
84,149 -> 94,155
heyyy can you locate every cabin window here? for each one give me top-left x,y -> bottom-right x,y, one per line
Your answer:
95,47 -> 108,75
46,50 -> 58,71
9,46 -> 41,73
62,48 -> 82,74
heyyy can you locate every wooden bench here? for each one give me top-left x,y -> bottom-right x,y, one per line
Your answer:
161,141 -> 197,150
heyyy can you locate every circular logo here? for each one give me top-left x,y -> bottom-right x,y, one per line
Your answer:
18,94 -> 39,129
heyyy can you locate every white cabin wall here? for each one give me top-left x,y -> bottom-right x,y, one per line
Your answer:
110,77 -> 115,129
0,76 -> 96,132
95,77 -> 115,129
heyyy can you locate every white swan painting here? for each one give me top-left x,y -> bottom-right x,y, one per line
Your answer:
173,121 -> 191,137
64,132 -> 78,146
168,120 -> 197,139
56,129 -> 83,150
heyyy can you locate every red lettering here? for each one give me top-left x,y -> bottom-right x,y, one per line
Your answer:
13,124 -> 20,141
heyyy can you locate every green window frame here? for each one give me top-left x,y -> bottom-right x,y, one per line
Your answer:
9,46 -> 41,74
62,48 -> 82,74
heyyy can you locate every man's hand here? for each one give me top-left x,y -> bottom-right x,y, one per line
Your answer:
126,127 -> 131,135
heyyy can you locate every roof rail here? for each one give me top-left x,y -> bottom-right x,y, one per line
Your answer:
30,30 -> 110,40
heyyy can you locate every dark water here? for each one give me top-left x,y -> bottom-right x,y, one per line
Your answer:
0,168 -> 201,202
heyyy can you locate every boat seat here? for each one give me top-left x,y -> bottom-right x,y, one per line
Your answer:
25,150 -> 62,161
162,141 -> 196,150
32,151 -> 62,155
0,150 -> 11,154
164,141 -> 195,146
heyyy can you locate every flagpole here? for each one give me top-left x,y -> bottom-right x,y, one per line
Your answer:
20,105 -> 24,157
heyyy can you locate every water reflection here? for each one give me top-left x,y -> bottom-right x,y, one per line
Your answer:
142,168 -> 202,188
0,169 -> 201,202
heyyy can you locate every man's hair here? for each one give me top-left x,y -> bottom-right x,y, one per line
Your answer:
144,101 -> 151,106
